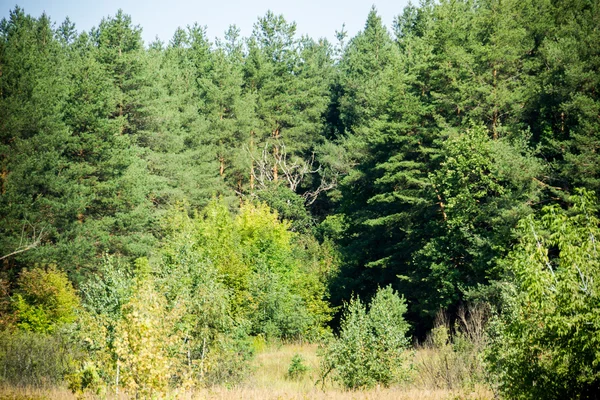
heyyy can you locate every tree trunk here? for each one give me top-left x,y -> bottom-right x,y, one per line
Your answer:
250,131 -> 255,191
273,128 -> 279,182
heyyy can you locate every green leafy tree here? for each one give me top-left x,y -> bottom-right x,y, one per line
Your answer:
411,125 -> 544,318
73,255 -> 134,391
486,189 -> 600,399
156,202 -> 247,384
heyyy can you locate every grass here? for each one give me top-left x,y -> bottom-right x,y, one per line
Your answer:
196,342 -> 494,399
0,343 -> 494,399
0,385 -> 76,400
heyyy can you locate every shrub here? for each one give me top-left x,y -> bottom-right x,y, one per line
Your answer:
113,263 -> 182,398
320,286 -> 410,389
13,265 -> 80,333
0,329 -> 80,387
203,329 -> 254,387
287,354 -> 309,380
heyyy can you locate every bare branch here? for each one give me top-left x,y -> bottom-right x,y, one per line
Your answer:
245,139 -> 338,204
0,225 -> 45,261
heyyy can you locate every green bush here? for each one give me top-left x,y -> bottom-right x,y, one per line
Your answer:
486,190 -> 600,399
204,329 -> 254,387
0,329 -> 80,387
287,354 -> 309,380
320,286 -> 410,389
13,265 -> 80,334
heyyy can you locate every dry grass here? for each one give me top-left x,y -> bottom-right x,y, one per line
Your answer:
0,385 -> 76,400
192,342 -> 493,400
195,386 -> 493,400
411,305 -> 491,392
246,342 -> 322,391
0,343 -> 494,399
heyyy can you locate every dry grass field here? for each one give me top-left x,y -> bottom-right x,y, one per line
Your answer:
0,343 -> 494,399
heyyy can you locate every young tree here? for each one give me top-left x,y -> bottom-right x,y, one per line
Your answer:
114,259 -> 181,397
321,286 -> 410,389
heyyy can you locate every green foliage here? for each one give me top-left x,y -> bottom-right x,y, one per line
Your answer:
142,198 -> 330,389
113,270 -> 182,397
486,190 -> 600,399
76,257 -> 185,397
1,2 -> 600,393
254,183 -> 313,233
321,286 -> 410,389
66,361 -> 103,397
80,254 -> 134,320
203,329 -> 254,387
70,255 -> 134,393
0,329 -> 81,387
13,266 -> 80,333
411,125 -> 543,318
156,202 -> 246,386
287,354 -> 308,380
160,199 -> 331,343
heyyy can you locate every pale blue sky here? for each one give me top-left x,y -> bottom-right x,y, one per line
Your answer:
2,0 -> 411,46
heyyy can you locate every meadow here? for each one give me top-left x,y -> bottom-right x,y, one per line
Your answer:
0,343 -> 493,400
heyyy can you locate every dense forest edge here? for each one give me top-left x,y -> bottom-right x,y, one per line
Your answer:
1,0 -> 599,398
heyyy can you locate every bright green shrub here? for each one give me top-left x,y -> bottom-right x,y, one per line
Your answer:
13,265 -> 80,333
321,286 -> 410,389
486,189 -> 600,399
171,199 -> 331,342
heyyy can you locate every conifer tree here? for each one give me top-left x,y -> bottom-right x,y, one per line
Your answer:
0,8 -> 72,273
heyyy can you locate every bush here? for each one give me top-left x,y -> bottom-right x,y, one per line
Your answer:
320,286 -> 410,389
287,354 -> 309,379
0,329 -> 80,387
486,190 -> 600,399
204,330 -> 254,387
113,265 -> 182,398
13,265 -> 80,333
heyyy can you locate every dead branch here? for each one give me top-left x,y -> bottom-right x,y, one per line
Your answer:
246,139 -> 338,204
0,224 -> 45,261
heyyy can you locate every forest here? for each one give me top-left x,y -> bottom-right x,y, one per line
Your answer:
0,0 -> 599,398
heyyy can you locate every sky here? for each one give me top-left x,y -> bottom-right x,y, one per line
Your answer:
1,0 -> 411,46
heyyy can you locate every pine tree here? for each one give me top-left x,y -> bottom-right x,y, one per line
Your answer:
244,12 -> 332,199
328,8 -> 437,320
0,8 -> 72,274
